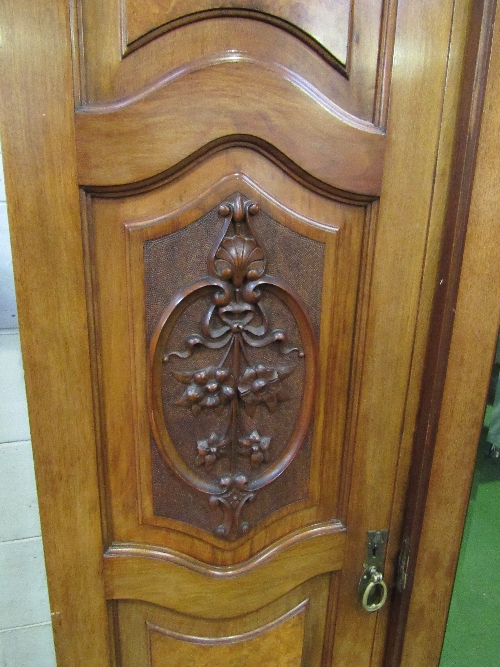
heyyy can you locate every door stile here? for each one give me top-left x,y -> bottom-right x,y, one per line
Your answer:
0,1 -> 112,666
386,0 -> 497,667
400,9 -> 500,659
329,0 -> 476,663
379,0 -> 495,662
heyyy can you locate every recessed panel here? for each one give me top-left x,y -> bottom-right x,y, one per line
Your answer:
87,148 -> 369,561
149,610 -> 305,667
125,0 -> 352,66
146,194 -> 323,539
116,576 -> 330,667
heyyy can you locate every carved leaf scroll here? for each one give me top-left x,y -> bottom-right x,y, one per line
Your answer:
149,194 -> 317,540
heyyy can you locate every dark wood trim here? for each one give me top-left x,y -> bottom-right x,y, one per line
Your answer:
384,0 -> 498,664
123,9 -> 347,76
82,135 -> 378,205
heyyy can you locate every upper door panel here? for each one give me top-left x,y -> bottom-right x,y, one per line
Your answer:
124,0 -> 351,67
74,0 -> 392,125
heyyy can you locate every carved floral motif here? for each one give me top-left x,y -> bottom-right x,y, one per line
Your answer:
209,474 -> 255,538
195,432 -> 229,471
238,430 -> 271,468
173,367 -> 235,416
152,194 -> 315,539
238,364 -> 293,416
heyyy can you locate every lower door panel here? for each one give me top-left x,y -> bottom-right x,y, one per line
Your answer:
117,575 -> 331,667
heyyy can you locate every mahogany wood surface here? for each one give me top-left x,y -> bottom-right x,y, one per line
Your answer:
366,0 -> 480,655
74,63 -> 386,194
103,528 -> 344,616
327,0 -> 475,662
75,1 -> 390,121
0,1 -> 489,666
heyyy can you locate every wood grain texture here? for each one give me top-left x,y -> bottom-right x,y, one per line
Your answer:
75,59 -> 385,194
86,152 -> 365,562
124,1 -> 351,69
0,1 -> 111,666
384,0 -> 497,663
147,604 -> 305,667
0,1 -> 487,665
375,0 -> 484,662
400,4 -> 500,664
329,0 -> 469,664
117,576 -> 329,667
103,529 -> 345,617
74,1 -> 390,123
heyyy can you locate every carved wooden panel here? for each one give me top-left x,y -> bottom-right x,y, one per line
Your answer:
3,0 -> 474,664
124,0 -> 352,67
86,148 -> 368,563
146,193 -> 322,539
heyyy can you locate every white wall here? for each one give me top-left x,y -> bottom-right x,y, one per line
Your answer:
0,146 -> 57,666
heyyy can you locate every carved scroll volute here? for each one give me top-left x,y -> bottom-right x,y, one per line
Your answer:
148,194 -> 317,540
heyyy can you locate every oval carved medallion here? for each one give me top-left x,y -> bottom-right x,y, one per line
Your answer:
149,194 -> 317,540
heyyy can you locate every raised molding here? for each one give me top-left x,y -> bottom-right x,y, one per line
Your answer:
75,59 -> 385,193
146,599 -> 308,645
103,527 -> 345,616
123,6 -> 350,74
105,520 -> 345,577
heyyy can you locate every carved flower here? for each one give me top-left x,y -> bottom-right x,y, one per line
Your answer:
196,432 -> 229,471
239,430 -> 271,468
173,366 -> 235,416
215,235 -> 266,287
238,364 -> 293,416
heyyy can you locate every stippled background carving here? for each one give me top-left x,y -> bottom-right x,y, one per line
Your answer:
144,200 -> 325,534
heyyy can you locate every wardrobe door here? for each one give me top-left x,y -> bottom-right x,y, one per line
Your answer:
0,1 -> 473,665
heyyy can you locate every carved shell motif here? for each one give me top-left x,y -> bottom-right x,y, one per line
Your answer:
149,194 -> 316,540
214,236 -> 266,286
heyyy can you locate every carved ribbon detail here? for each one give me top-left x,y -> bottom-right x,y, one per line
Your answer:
149,194 -> 316,540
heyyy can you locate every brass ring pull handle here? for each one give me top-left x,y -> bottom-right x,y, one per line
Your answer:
359,566 -> 388,613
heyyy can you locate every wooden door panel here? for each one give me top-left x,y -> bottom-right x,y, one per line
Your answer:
123,0 -> 352,66
75,2 -> 391,121
87,150 -> 369,561
75,65 -> 385,194
0,0 -> 475,665
117,576 -> 330,667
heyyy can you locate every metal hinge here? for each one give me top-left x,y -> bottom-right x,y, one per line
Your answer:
396,536 -> 410,592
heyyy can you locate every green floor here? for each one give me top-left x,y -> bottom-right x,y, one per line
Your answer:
439,425 -> 500,666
